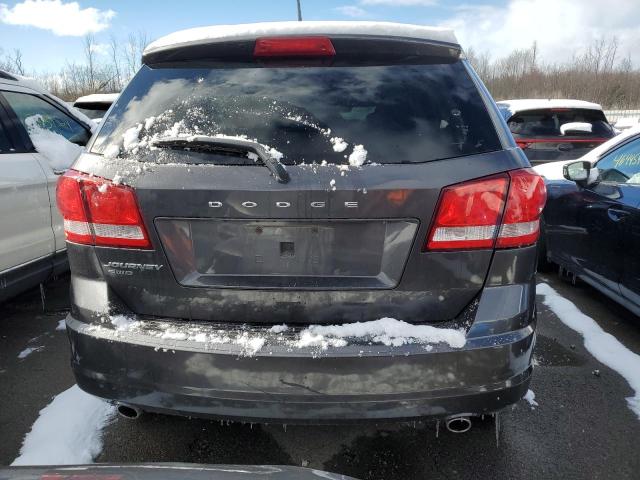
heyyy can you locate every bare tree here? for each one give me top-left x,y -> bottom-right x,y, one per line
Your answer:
0,48 -> 25,75
84,34 -> 97,91
124,31 -> 149,78
109,35 -> 123,91
465,37 -> 638,109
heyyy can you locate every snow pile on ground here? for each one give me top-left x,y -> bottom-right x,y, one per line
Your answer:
523,389 -> 539,409
296,318 -> 466,349
348,144 -> 368,166
11,385 -> 116,465
25,115 -> 83,170
538,283 -> 640,420
17,346 -> 44,359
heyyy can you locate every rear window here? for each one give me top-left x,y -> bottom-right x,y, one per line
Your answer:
91,61 -> 501,165
506,108 -> 614,138
74,105 -> 110,119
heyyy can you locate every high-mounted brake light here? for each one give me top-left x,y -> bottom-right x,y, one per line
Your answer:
517,138 -> 607,149
516,139 -> 532,149
254,36 -> 336,57
426,168 -> 546,251
56,170 -> 151,249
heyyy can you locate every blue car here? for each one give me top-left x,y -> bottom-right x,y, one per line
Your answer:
535,126 -> 640,315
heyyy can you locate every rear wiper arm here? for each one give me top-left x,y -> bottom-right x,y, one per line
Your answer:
152,136 -> 290,184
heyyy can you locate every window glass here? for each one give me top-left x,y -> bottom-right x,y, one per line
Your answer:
595,137 -> 640,185
3,92 -> 90,146
92,62 -> 501,165
506,108 -> 614,138
0,118 -> 14,153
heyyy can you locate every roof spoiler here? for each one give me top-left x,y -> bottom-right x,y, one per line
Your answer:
143,36 -> 462,68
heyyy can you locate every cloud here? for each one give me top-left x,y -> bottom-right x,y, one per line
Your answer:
0,0 -> 115,36
442,0 -> 640,64
360,0 -> 438,5
335,5 -> 368,17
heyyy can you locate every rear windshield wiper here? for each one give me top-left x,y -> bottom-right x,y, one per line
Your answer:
152,136 -> 290,184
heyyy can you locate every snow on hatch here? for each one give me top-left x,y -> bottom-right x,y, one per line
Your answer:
330,136 -> 348,153
11,385 -> 116,465
538,283 -> 640,420
348,144 -> 368,167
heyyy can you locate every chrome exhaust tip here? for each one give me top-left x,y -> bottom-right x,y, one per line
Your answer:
445,415 -> 472,433
117,403 -> 142,420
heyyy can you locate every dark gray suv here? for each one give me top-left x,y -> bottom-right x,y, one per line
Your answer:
57,22 -> 546,423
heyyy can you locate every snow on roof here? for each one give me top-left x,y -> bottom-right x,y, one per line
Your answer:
0,73 -> 95,131
144,21 -> 458,56
74,93 -> 119,104
497,99 -> 603,116
0,72 -> 47,91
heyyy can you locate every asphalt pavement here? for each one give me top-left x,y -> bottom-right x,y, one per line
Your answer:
1,272 -> 639,479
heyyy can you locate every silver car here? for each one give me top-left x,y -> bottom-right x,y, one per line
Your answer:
0,70 -> 94,302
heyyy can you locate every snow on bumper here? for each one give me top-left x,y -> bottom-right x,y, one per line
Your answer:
66,314 -> 534,422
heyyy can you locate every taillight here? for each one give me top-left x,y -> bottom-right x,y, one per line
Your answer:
254,36 -> 336,57
496,168 -> 547,248
56,170 -> 151,249
516,139 -> 532,149
426,174 -> 509,250
426,168 -> 546,251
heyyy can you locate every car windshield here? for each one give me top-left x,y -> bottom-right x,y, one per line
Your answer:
506,108 -> 614,138
91,61 -> 501,165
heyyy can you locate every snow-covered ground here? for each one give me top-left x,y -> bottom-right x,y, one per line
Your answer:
538,283 -> 640,420
17,346 -> 44,359
11,385 -> 116,465
523,389 -> 539,409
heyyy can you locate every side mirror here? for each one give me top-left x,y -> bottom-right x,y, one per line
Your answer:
563,161 -> 592,185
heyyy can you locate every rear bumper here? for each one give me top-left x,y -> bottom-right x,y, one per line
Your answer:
66,312 -> 534,423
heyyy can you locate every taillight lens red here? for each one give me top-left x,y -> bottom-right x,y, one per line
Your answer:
254,36 -> 336,57
516,140 -> 532,149
496,168 -> 547,248
426,175 -> 509,250
56,170 -> 151,249
426,168 -> 546,251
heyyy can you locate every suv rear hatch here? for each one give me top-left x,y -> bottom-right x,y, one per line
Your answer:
69,34 -> 534,324
503,107 -> 615,164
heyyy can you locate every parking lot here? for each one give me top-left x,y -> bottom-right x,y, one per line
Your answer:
1,272 -> 639,479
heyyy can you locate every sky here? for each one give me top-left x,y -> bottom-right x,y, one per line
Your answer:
1,0 -> 640,73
